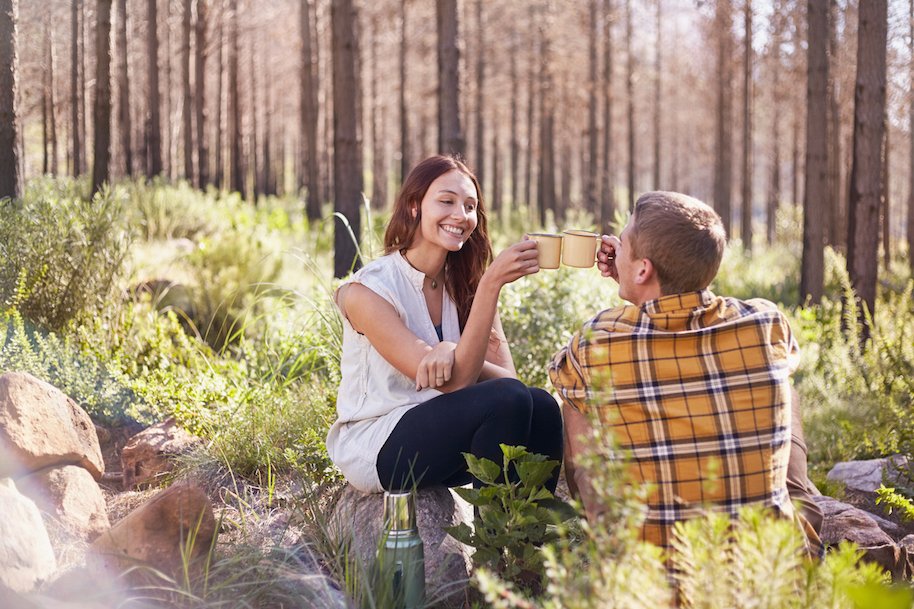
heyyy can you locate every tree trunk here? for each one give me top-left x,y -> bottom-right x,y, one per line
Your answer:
262,38 -> 273,197
91,0 -> 112,196
194,0 -> 207,187
491,114 -> 501,211
249,39 -> 259,201
370,16 -> 386,209
48,16 -> 59,175
146,0 -> 162,176
509,32 -> 519,208
214,15 -> 223,188
741,0 -> 753,251
228,0 -> 242,194
0,0 -> 21,200
909,0 -> 914,276
652,0 -> 661,190
332,0 -> 363,278
537,25 -> 555,226
72,0 -> 82,177
181,0 -> 193,181
398,0 -> 409,185
767,0 -> 782,244
42,16 -> 50,175
826,0 -> 842,249
625,0 -> 635,210
846,0 -> 887,334
473,0 -> 484,186
600,0 -> 614,233
586,0 -> 598,214
525,25 -> 535,212
164,0 -> 173,178
882,113 -> 890,270
713,0 -> 733,235
79,0 -> 88,175
115,0 -> 131,176
436,0 -> 464,156
300,0 -> 320,218
801,0 -> 828,302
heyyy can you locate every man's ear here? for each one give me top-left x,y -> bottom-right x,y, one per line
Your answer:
634,258 -> 656,285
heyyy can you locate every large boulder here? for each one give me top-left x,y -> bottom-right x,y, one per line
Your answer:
121,418 -> 201,489
0,478 -> 57,593
815,495 -> 912,579
17,464 -> 110,543
826,455 -> 908,494
0,372 -> 104,480
90,482 -> 216,581
332,485 -> 473,607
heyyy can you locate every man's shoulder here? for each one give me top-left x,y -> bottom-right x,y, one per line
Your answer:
715,294 -> 786,319
584,303 -> 643,335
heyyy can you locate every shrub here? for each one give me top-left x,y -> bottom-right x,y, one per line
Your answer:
446,445 -> 573,594
183,225 -> 283,351
0,182 -> 131,331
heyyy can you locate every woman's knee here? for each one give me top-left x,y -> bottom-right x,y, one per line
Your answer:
529,388 -> 562,427
484,378 -> 533,422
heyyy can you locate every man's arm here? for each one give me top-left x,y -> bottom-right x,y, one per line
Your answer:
563,404 -> 604,521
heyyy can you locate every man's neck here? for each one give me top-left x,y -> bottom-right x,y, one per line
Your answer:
629,285 -> 663,307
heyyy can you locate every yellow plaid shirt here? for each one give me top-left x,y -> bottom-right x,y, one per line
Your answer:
549,289 -> 799,553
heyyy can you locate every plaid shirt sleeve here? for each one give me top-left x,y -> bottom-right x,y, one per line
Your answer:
548,329 -> 591,415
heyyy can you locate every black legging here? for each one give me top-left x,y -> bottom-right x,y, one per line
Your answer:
376,378 -> 564,492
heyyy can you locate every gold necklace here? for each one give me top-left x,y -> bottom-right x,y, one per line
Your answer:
403,252 -> 443,289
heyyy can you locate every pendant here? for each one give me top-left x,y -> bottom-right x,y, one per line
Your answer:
430,278 -> 438,290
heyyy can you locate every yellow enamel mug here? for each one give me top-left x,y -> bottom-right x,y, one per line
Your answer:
561,230 -> 599,268
527,233 -> 563,269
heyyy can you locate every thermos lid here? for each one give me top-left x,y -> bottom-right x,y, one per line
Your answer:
383,490 -> 418,532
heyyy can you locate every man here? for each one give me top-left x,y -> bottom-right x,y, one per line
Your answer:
548,191 -> 822,556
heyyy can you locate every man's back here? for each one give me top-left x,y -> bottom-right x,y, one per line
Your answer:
550,289 -> 798,553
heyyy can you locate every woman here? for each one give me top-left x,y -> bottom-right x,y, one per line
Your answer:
327,155 -> 563,493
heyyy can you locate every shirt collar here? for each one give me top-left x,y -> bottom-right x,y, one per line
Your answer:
395,250 -> 428,290
641,289 -> 715,314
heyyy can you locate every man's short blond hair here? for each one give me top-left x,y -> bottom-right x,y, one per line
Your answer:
629,191 -> 727,295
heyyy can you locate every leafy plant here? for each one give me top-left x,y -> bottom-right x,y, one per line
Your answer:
446,444 -> 572,593
0,182 -> 131,331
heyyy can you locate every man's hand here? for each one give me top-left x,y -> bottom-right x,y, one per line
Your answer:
415,341 -> 457,390
596,235 -> 621,282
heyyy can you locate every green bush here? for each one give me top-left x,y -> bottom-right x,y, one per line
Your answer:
446,445 -> 573,594
183,225 -> 283,350
0,182 -> 131,331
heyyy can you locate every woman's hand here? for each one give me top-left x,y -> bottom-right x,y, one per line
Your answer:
415,341 -> 457,390
596,235 -> 620,282
483,239 -> 540,288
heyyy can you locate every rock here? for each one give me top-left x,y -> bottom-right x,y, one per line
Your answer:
814,495 -> 906,540
90,482 -> 216,582
0,478 -> 57,593
0,372 -> 104,481
121,418 -> 201,489
826,455 -> 908,493
901,534 -> 914,554
17,465 -> 110,544
279,572 -> 350,609
814,495 -> 913,579
332,485 -> 473,607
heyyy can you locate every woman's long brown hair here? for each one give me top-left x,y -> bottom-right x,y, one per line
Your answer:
384,155 -> 492,331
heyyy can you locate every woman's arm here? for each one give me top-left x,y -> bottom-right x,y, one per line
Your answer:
434,240 -> 536,389
478,312 -> 517,380
339,240 -> 538,393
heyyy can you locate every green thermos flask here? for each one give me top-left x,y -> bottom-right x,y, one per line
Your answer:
378,490 -> 426,609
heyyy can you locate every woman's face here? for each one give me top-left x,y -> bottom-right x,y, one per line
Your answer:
409,169 -> 479,253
